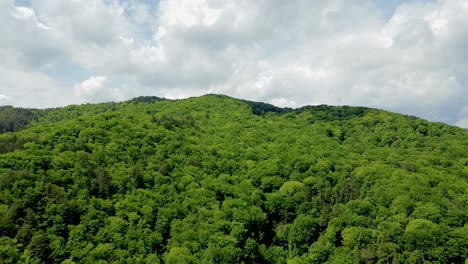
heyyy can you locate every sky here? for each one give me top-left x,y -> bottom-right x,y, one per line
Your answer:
1,0 -> 468,127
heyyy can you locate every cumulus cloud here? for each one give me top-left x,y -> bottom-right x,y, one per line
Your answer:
74,76 -> 121,102
0,0 -> 468,126
0,3 -> 61,70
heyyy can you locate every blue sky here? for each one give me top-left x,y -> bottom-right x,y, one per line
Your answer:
2,0 -> 468,127
375,0 -> 431,18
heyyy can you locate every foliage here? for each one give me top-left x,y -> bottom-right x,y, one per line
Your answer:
0,106 -> 40,133
243,100 -> 292,116
0,94 -> 468,263
127,96 -> 165,104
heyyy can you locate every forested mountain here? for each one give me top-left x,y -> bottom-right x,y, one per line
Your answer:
0,106 -> 41,134
0,95 -> 468,263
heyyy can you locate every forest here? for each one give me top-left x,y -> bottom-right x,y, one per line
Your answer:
0,94 -> 468,263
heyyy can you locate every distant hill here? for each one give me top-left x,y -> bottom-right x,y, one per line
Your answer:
0,106 -> 41,133
0,96 -> 165,134
127,96 -> 165,104
0,95 -> 467,263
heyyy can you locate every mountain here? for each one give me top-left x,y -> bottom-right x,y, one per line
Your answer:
0,95 -> 467,263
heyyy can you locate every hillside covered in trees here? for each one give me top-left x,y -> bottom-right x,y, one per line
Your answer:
1,95 -> 468,263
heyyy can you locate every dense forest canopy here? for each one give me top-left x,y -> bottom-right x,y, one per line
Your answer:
0,95 -> 468,263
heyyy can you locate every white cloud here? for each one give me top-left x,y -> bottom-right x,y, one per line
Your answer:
0,4 -> 61,70
13,6 -> 36,20
0,95 -> 12,104
0,65 -> 75,108
74,76 -> 108,98
74,76 -> 121,102
0,0 -> 467,125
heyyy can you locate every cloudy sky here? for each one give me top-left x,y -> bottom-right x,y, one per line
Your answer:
1,0 -> 468,127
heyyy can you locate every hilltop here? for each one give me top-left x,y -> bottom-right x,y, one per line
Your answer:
0,95 -> 468,263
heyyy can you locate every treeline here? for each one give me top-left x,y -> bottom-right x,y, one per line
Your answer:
0,97 -> 166,134
0,106 -> 40,133
0,95 -> 467,263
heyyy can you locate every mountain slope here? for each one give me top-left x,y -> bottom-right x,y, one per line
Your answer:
0,95 -> 467,263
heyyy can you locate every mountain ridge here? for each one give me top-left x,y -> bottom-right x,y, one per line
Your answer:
0,94 -> 462,134
0,94 -> 467,263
